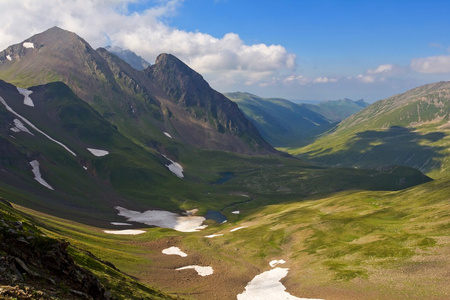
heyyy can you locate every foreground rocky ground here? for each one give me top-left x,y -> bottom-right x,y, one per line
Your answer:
0,200 -> 112,300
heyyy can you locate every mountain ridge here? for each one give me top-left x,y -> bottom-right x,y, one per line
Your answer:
0,26 -> 276,156
290,81 -> 450,177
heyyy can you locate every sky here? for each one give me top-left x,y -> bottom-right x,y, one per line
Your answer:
1,0 -> 450,102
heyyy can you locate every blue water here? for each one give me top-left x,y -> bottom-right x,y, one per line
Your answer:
213,172 -> 235,184
205,210 -> 227,223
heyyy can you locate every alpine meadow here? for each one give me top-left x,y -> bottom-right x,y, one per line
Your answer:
0,2 -> 449,299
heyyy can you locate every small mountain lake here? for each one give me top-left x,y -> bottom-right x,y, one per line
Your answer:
205,210 -> 227,223
213,172 -> 235,184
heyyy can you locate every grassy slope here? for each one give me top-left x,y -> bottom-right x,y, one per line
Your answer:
225,92 -> 333,147
283,82 -> 450,178
13,176 -> 449,300
0,200 -> 175,300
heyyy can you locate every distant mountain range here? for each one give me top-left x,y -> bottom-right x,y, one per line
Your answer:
105,45 -> 151,70
225,92 -> 369,147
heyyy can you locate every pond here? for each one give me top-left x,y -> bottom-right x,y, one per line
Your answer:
205,210 -> 227,223
213,172 -> 235,184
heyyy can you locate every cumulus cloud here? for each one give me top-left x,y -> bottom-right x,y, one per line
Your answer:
366,64 -> 394,74
411,55 -> 450,73
0,0 -> 296,89
312,76 -> 338,83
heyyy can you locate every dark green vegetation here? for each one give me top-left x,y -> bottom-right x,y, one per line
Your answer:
226,92 -> 368,147
305,98 -> 369,122
287,81 -> 450,178
0,27 -> 448,299
0,199 -> 174,299
225,92 -> 332,147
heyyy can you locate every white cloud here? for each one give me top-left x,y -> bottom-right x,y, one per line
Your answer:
312,76 -> 338,83
366,64 -> 394,74
0,0 -> 296,89
411,55 -> 450,73
357,74 -> 376,83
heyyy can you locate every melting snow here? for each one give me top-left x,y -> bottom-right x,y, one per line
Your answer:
231,211 -> 240,214
87,148 -> 109,157
0,96 -> 76,156
205,234 -> 223,238
29,160 -> 53,190
269,259 -> 286,267
237,267 -> 323,300
115,206 -> 207,232
110,222 -> 132,226
6,55 -> 12,61
10,119 -> 33,135
17,88 -> 34,107
163,155 -> 184,178
104,229 -> 145,235
164,132 -> 172,138
23,42 -> 34,49
176,265 -> 213,276
162,246 -> 188,257
230,226 -> 248,232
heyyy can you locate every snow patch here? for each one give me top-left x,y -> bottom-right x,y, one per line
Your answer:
269,259 -> 286,267
6,55 -> 12,61
164,132 -> 172,138
23,42 -> 34,49
0,96 -> 76,156
163,155 -> 184,178
110,222 -> 132,226
231,211 -> 240,214
104,229 -> 145,235
176,265 -> 213,276
87,148 -> 109,157
17,88 -> 34,107
10,119 -> 33,135
162,246 -> 188,257
238,267 -> 323,300
230,226 -> 248,232
204,234 -> 223,238
115,206 -> 207,232
29,160 -> 53,190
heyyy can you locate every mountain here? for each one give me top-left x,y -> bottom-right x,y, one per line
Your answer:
0,26 -> 275,155
306,98 -> 370,122
225,92 -> 334,147
0,27 -> 444,300
290,81 -> 450,178
105,46 -> 151,70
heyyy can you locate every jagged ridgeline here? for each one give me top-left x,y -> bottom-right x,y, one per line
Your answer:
0,26 -> 275,155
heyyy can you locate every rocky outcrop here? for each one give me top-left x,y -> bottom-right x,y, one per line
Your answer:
0,203 -> 112,300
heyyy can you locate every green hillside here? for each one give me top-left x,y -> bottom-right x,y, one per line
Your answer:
285,81 -> 450,178
306,98 -> 370,122
9,176 -> 448,300
225,92 -> 333,147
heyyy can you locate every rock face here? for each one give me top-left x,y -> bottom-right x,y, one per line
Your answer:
0,26 -> 277,155
0,202 -> 111,300
146,54 -> 276,154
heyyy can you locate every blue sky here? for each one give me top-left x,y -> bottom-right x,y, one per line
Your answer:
1,0 -> 450,102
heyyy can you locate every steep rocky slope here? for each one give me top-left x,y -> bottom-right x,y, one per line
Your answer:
0,27 -> 275,155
